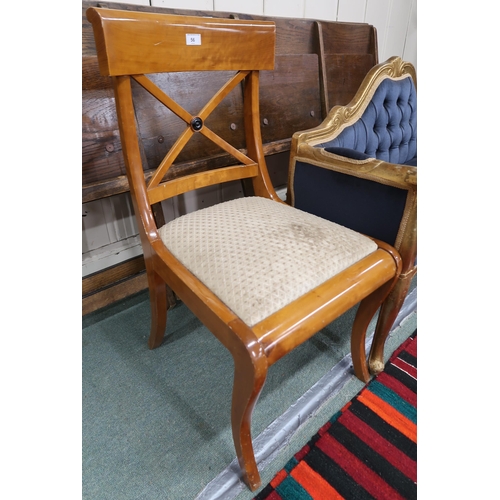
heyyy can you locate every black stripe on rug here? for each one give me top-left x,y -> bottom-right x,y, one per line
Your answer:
254,330 -> 417,500
326,418 -> 416,498
383,364 -> 417,393
347,399 -> 417,461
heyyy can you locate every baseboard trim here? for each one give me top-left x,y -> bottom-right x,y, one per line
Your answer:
82,272 -> 148,316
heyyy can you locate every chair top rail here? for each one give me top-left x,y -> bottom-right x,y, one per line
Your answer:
86,7 -> 276,76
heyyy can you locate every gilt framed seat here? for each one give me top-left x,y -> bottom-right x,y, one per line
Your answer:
288,56 -> 417,377
86,8 -> 402,491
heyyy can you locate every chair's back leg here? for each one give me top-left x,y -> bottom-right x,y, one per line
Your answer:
369,196 -> 416,375
147,269 -> 168,349
368,275 -> 413,375
351,279 -> 397,382
351,241 -> 402,382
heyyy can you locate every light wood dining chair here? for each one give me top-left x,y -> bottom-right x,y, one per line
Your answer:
86,7 -> 402,491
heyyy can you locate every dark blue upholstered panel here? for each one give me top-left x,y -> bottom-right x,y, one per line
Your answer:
293,160 -> 408,246
318,76 -> 417,165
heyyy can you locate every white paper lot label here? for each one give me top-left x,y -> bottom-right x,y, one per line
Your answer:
186,34 -> 201,45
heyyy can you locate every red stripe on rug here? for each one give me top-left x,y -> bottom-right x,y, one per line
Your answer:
376,372 -> 417,407
290,460 -> 344,500
391,357 -> 417,379
264,491 -> 282,500
357,390 -> 417,443
391,335 -> 414,359
405,336 -> 417,357
294,444 -> 311,462
316,432 -> 406,500
317,421 -> 332,437
338,410 -> 417,481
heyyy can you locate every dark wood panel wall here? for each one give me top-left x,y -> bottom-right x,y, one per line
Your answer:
82,1 -> 378,315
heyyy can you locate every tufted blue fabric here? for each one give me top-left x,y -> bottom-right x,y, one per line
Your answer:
318,76 -> 417,165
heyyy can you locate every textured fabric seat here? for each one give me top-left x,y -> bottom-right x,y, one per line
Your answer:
159,196 -> 377,328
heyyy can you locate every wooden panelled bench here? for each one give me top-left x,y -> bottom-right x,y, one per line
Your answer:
82,1 -> 378,315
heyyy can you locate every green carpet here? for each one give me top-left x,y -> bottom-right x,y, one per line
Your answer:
83,280 -> 416,499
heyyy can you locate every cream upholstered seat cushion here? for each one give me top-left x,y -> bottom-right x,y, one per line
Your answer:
158,197 -> 377,327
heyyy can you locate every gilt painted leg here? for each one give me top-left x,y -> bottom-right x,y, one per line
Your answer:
368,274 -> 412,375
147,269 -> 168,349
231,348 -> 268,491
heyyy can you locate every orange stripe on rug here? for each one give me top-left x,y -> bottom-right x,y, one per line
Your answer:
290,460 -> 344,500
358,389 -> 416,443
270,468 -> 288,488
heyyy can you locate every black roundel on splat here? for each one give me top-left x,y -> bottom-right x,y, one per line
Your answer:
191,117 -> 203,131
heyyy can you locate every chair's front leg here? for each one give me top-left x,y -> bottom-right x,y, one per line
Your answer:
231,345 -> 268,491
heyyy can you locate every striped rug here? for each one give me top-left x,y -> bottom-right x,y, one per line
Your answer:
254,331 -> 417,500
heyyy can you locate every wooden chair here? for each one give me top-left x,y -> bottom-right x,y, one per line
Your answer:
86,7 -> 402,491
288,56 -> 417,378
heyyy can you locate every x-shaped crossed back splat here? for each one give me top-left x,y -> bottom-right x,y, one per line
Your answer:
132,71 -> 256,193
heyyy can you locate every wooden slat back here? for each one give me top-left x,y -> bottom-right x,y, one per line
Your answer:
325,54 -> 378,107
82,2 -> 379,204
260,54 -> 322,145
86,7 -> 275,76
87,7 -> 277,207
319,21 -> 377,55
316,21 -> 377,113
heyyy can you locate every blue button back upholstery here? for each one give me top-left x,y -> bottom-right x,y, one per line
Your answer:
318,77 -> 417,165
